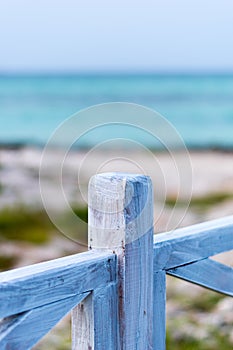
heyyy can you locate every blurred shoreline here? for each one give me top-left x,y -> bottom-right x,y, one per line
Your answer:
0,145 -> 232,214
1,141 -> 233,153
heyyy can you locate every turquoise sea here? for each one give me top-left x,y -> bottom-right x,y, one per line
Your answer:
1,74 -> 233,149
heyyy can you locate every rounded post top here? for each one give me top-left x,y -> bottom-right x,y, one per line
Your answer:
88,172 -> 152,200
88,172 -> 153,249
90,172 -> 151,182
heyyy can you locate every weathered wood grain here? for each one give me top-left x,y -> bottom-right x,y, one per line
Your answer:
72,283 -> 119,350
167,258 -> 233,297
154,215 -> 233,271
73,173 -> 154,349
0,250 -> 116,318
0,292 -> 89,350
153,270 -> 166,350
72,293 -> 94,350
93,283 -> 119,349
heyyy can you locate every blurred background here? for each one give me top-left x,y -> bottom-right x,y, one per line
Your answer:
0,1 -> 233,349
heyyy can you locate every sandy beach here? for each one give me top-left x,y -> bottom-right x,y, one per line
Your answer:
0,146 -> 232,218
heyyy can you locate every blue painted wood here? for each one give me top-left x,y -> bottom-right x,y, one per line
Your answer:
93,283 -> 120,349
123,233 -> 154,349
154,215 -> 233,271
167,258 -> 233,297
0,250 -> 116,318
0,292 -> 89,350
85,173 -> 154,350
153,270 -> 166,350
72,283 -> 119,349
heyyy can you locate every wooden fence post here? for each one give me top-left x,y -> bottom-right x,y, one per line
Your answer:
72,173 -> 154,349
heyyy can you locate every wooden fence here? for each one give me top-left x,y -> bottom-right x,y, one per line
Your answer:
0,173 -> 233,349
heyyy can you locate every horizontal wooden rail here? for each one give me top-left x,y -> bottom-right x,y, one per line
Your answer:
0,292 -> 89,349
0,250 -> 116,349
168,258 -> 233,297
0,250 -> 116,318
154,215 -> 233,271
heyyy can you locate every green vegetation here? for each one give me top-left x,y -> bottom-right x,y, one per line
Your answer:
50,206 -> 88,245
0,205 -> 88,245
187,292 -> 224,312
174,290 -> 224,313
0,207 -> 53,243
0,255 -> 18,271
165,192 -> 233,211
166,285 -> 233,349
72,206 -> 88,223
167,331 -> 233,350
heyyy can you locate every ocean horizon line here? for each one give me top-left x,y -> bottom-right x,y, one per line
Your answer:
1,140 -> 233,153
1,71 -> 233,79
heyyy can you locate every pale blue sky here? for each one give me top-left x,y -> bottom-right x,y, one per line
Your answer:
0,0 -> 233,73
